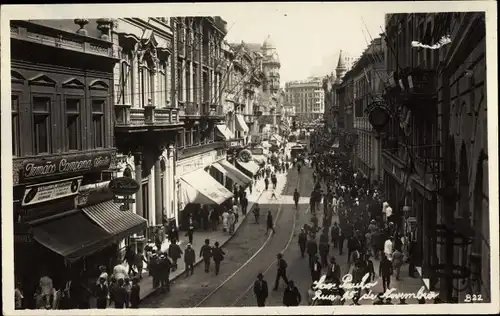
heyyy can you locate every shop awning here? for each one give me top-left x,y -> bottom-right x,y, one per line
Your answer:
217,160 -> 253,187
211,162 -> 228,176
216,124 -> 234,140
83,200 -> 147,241
235,114 -> 249,133
236,159 -> 261,176
180,168 -> 234,205
31,211 -> 113,262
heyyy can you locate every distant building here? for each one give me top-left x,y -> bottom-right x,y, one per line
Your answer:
284,77 -> 325,122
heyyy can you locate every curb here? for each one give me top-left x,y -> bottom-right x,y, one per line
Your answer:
140,186 -> 268,302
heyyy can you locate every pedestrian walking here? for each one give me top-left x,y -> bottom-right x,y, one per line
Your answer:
298,229 -> 307,258
282,280 -> 301,306
200,239 -> 213,273
186,216 -> 195,244
306,236 -> 318,269
129,277 -> 140,308
222,209 -> 229,233
293,189 -> 300,209
392,247 -> 404,280
319,238 -> 330,267
253,203 -> 260,223
326,257 -> 341,283
264,177 -> 269,190
168,239 -> 183,271
228,211 -> 236,234
232,201 -> 240,223
134,248 -> 148,279
241,193 -> 249,215
210,208 -> 219,231
253,273 -> 269,307
271,189 -> 278,200
311,255 -> 322,282
331,222 -> 340,249
273,253 -> 289,290
267,211 -> 275,235
94,276 -> 108,309
379,254 -> 393,292
159,254 -> 171,293
123,246 -> 137,276
111,279 -> 127,309
184,244 -> 195,277
212,241 -> 225,275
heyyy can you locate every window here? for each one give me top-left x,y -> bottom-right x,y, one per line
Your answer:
32,96 -> 51,154
12,95 -> 20,156
139,65 -> 152,107
91,99 -> 105,148
192,126 -> 199,145
66,98 -> 81,150
177,61 -> 183,102
119,52 -> 133,104
203,72 -> 209,102
186,64 -> 191,102
193,68 -> 198,104
176,130 -> 184,148
184,128 -> 191,146
158,61 -> 169,107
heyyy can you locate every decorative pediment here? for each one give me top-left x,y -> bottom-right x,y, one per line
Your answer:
11,70 -> 25,83
141,29 -> 158,49
28,74 -> 56,86
62,78 -> 85,89
89,80 -> 109,91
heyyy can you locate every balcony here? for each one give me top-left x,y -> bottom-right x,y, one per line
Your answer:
203,103 -> 225,119
115,104 -> 182,132
177,141 -> 226,160
181,102 -> 201,118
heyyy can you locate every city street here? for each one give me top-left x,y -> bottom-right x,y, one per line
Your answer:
141,164 -> 307,308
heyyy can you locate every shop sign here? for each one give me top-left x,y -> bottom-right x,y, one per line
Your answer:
21,177 -> 82,206
108,177 -> 140,196
22,152 -> 112,180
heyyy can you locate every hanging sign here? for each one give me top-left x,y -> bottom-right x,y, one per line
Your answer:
22,177 -> 82,206
108,177 -> 140,195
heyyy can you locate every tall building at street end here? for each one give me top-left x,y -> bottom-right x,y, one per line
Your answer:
372,13 -> 489,303
285,77 -> 324,123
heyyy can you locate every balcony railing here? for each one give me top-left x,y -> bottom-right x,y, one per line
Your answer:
115,104 -> 181,130
182,102 -> 200,117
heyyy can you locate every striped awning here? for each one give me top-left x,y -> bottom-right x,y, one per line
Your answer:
31,211 -> 113,262
83,200 -> 147,241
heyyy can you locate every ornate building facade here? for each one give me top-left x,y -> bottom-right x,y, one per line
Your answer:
378,13 -> 489,302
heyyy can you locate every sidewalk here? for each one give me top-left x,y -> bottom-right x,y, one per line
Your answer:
135,169 -> 289,303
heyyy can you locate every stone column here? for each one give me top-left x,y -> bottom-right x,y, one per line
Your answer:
134,153 -> 143,218
148,168 -> 156,227
155,158 -> 163,225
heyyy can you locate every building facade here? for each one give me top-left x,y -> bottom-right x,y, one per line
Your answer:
10,19 -> 149,307
285,77 -> 325,122
380,13 -> 489,302
344,38 -> 386,185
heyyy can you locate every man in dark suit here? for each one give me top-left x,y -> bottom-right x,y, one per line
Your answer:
379,254 -> 393,292
326,257 -> 341,284
94,277 -> 108,309
253,273 -> 269,307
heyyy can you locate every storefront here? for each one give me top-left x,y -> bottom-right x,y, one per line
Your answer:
176,149 -> 232,229
12,151 -> 139,308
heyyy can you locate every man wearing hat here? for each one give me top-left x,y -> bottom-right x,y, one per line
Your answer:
200,239 -> 213,273
273,253 -> 289,291
184,243 -> 196,277
253,273 -> 269,307
158,253 -> 172,292
94,276 -> 108,309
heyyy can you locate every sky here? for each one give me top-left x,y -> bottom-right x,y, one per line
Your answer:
222,3 -> 386,85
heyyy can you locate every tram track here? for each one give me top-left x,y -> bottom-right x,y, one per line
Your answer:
194,171 -> 303,307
